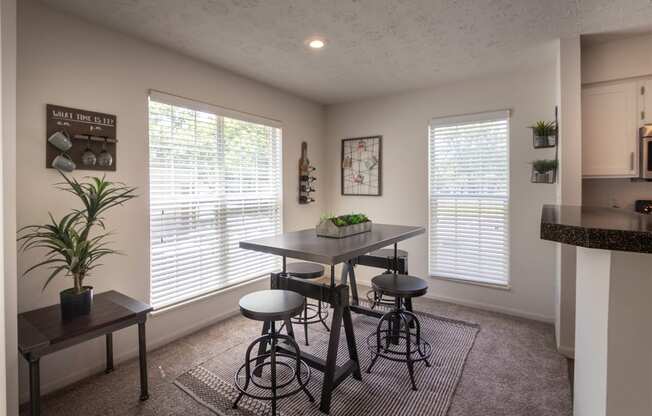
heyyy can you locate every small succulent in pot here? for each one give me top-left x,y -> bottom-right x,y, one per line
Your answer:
532,159 -> 558,174
531,159 -> 558,183
530,121 -> 557,147
18,172 -> 137,319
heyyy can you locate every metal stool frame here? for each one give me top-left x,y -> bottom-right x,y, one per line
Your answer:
366,296 -> 432,391
233,321 -> 314,415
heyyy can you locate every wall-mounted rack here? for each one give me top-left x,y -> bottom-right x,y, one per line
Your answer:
530,106 -> 559,184
46,104 -> 118,172
299,141 -> 316,204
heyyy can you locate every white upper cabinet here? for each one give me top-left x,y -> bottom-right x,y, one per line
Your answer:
640,79 -> 652,125
582,80 -> 640,178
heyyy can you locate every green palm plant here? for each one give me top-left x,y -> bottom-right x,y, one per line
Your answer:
18,172 -> 137,294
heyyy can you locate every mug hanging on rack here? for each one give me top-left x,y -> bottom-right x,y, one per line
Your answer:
47,131 -> 72,152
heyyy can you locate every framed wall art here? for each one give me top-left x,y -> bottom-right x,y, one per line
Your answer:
341,135 -> 382,196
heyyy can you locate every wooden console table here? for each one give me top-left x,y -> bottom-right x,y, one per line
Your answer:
18,290 -> 152,416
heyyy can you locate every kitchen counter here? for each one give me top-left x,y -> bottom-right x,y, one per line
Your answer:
540,204 -> 652,253
540,204 -> 652,416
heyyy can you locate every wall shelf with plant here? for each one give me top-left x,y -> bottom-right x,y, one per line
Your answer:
529,107 -> 559,184
530,120 -> 557,148
531,159 -> 558,183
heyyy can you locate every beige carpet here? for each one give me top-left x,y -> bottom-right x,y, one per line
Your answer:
21,292 -> 572,416
175,307 -> 479,416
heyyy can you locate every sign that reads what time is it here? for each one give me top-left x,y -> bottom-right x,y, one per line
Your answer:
46,104 -> 117,171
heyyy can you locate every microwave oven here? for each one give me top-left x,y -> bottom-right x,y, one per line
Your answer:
641,125 -> 652,179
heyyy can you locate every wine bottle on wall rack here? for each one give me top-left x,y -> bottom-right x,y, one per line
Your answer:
299,141 -> 316,204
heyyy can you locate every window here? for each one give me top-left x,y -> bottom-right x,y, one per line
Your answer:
428,111 -> 510,286
148,91 -> 282,309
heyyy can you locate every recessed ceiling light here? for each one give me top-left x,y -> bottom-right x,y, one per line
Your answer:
307,38 -> 326,49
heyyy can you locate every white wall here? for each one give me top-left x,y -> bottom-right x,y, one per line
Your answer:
582,33 -> 652,85
1,0 -> 17,413
17,0 -> 324,400
324,65 -> 559,322
581,33 -> 652,209
555,36 -> 582,358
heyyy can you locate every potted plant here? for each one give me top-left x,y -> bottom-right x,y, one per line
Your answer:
18,173 -> 136,320
316,213 -> 372,238
530,121 -> 557,148
531,159 -> 558,183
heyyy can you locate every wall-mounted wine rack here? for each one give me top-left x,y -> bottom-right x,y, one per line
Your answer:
299,141 -> 316,204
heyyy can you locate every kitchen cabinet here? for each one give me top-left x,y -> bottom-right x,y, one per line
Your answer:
640,79 -> 652,125
582,80 -> 640,178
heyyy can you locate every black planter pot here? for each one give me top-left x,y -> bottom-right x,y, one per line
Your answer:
60,286 -> 94,320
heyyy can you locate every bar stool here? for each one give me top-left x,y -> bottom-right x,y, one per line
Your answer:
286,262 -> 330,346
366,274 -> 432,391
364,249 -> 409,309
233,290 -> 314,416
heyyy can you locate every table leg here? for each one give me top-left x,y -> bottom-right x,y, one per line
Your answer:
348,262 -> 360,306
105,333 -> 114,374
343,307 -> 362,380
138,322 -> 150,401
29,358 -> 40,416
341,261 -> 360,305
320,303 -> 343,414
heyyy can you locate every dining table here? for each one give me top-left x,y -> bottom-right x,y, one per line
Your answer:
239,223 -> 425,414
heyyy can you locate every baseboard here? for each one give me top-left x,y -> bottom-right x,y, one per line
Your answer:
425,292 -> 555,323
557,345 -> 575,358
356,277 -> 555,324
23,307 -> 241,403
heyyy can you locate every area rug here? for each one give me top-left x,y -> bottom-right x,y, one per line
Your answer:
175,303 -> 480,416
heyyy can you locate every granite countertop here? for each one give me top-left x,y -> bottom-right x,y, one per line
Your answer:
540,204 -> 652,253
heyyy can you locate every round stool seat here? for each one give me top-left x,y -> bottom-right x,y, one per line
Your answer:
239,290 -> 305,321
371,274 -> 428,298
285,262 -> 324,279
369,248 -> 408,259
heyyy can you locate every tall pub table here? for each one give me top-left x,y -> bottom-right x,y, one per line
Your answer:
240,223 -> 425,414
18,290 -> 152,416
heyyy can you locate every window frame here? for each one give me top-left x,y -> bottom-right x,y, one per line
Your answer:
147,90 -> 284,310
427,110 -> 511,288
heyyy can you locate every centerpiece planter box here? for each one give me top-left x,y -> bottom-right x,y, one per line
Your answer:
316,217 -> 372,238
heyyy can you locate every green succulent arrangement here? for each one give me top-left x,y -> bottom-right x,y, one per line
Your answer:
17,172 -> 137,294
530,121 -> 557,136
532,159 -> 558,174
321,213 -> 370,227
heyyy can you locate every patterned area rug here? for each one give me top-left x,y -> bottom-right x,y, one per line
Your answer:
175,303 -> 479,416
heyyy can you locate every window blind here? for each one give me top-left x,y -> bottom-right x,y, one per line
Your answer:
148,92 -> 282,309
428,111 -> 510,286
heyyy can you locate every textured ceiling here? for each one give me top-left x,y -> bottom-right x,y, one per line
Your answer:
39,0 -> 652,104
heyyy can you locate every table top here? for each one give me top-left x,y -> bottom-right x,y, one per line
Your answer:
18,290 -> 152,355
240,223 -> 425,265
541,204 -> 652,253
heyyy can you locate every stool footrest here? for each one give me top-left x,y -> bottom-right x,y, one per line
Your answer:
366,307 -> 433,391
